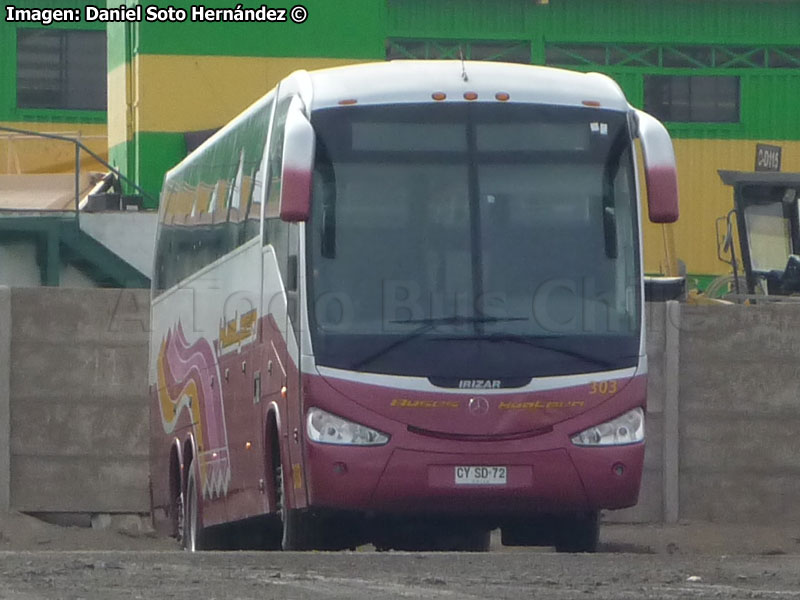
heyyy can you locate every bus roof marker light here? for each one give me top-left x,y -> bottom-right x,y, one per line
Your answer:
582,100 -> 602,107
432,92 -> 447,101
464,92 -> 478,101
338,99 -> 358,105
495,92 -> 510,102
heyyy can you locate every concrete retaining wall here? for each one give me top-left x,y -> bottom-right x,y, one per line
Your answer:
1,287 -> 150,514
678,303 -> 800,524
1,287 -> 800,524
611,301 -> 800,525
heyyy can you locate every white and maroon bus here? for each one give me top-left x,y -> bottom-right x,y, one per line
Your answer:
149,60 -> 678,552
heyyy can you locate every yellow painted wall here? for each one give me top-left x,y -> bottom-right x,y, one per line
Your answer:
129,55 -> 366,136
643,139 -> 800,278
0,122 -> 108,175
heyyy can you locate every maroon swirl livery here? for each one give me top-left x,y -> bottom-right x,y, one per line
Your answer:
157,322 -> 231,498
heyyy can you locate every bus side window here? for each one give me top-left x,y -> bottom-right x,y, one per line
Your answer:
247,100 -> 273,242
239,101 -> 273,244
264,97 -> 293,231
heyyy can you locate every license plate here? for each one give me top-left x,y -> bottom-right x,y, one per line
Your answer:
454,466 -> 507,485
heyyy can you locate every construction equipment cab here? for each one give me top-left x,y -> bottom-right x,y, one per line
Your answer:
718,170 -> 800,296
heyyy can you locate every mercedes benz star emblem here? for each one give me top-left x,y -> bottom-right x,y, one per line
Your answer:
468,396 -> 489,416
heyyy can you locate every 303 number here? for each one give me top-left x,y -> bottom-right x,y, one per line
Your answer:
589,380 -> 618,395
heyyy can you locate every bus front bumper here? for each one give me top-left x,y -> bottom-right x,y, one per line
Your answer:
304,441 -> 644,517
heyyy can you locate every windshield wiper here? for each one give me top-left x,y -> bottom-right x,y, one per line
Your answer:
350,315 -> 528,370
432,332 -> 621,370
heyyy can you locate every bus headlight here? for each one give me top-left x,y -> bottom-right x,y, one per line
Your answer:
571,407 -> 644,446
306,407 -> 390,446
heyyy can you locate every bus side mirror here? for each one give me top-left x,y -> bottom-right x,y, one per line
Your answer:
636,110 -> 679,224
280,97 -> 315,222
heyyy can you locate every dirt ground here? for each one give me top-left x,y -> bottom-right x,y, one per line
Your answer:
2,513 -> 800,600
1,510 -> 798,555
0,512 -> 174,552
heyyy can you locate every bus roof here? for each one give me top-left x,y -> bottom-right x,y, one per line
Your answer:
304,60 -> 630,113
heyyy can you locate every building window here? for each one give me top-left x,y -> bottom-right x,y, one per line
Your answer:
644,75 -> 739,123
387,39 -> 530,64
16,29 -> 106,111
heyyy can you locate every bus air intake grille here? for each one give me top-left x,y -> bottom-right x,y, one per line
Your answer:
406,424 -> 553,442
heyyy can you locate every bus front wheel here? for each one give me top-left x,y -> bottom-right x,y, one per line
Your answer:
274,460 -> 317,550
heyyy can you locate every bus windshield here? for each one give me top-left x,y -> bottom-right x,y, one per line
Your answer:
307,102 -> 640,380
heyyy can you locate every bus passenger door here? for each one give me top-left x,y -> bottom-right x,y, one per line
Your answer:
283,221 -> 304,508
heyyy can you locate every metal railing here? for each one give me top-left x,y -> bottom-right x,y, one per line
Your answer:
0,125 -> 156,223
1,129 -> 104,173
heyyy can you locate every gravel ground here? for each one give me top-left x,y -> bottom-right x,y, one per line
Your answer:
1,549 -> 800,600
1,512 -> 800,599
2,511 -> 798,556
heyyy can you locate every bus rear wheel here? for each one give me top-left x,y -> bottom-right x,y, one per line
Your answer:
173,488 -> 185,547
183,457 -> 208,551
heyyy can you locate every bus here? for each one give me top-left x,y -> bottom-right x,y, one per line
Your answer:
149,60 -> 679,553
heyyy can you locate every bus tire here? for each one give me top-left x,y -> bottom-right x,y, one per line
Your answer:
554,511 -> 599,553
282,508 -> 316,551
172,487 -> 185,547
275,461 -> 317,550
183,457 -> 208,551
169,450 -> 184,545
